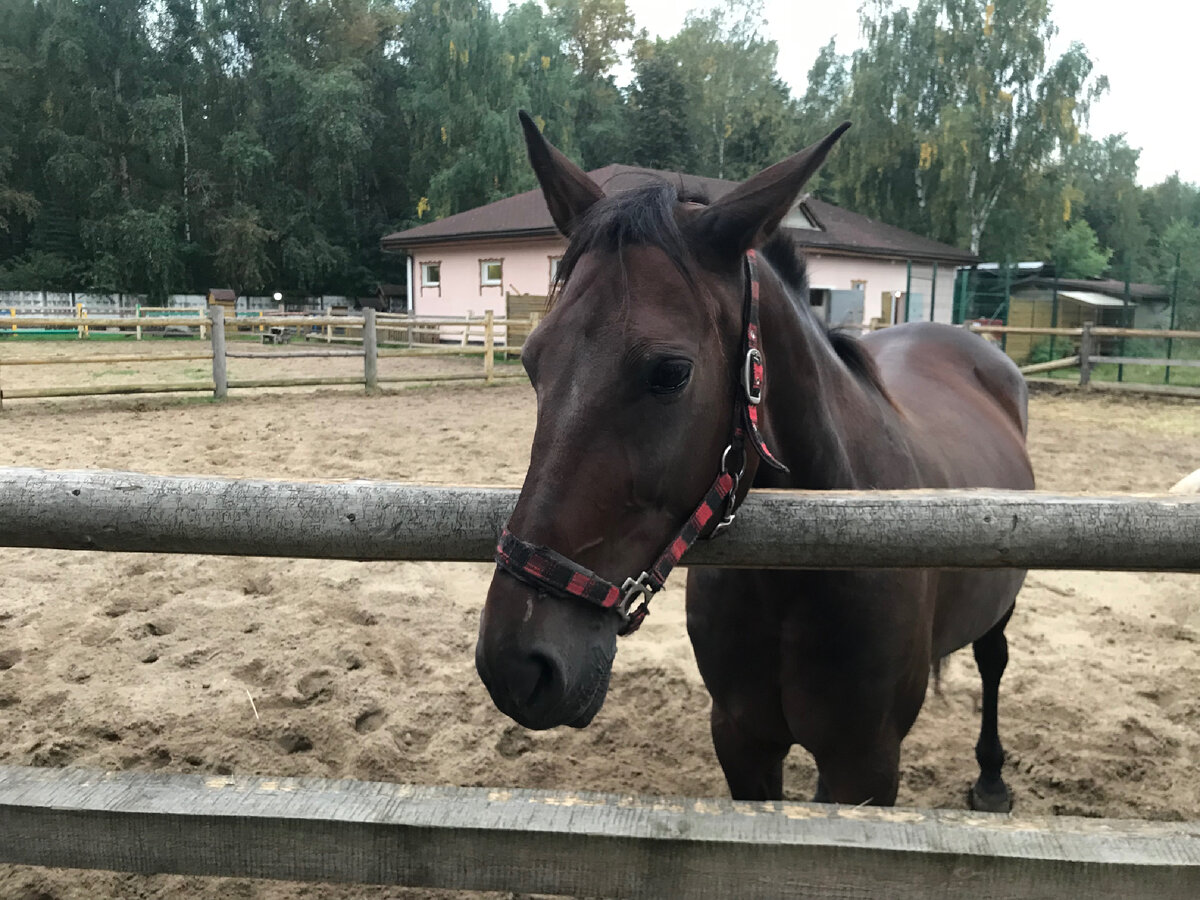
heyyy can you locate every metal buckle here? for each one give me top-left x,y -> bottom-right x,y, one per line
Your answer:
619,572 -> 656,617
742,348 -> 763,404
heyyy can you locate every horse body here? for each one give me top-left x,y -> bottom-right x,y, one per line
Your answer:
685,281 -> 1033,805
476,112 -> 1034,810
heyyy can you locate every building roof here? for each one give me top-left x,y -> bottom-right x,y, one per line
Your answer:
380,164 -> 977,264
973,264 -> 1169,301
207,288 -> 237,302
1057,290 -> 1134,308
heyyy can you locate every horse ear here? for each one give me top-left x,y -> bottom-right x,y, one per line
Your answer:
694,122 -> 851,258
519,110 -> 604,237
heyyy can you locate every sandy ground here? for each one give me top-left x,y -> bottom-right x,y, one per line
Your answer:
1,343 -> 1199,898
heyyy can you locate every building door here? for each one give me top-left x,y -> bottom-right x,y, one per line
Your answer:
828,289 -> 864,327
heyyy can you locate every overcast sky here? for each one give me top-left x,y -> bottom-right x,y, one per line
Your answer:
616,0 -> 1199,186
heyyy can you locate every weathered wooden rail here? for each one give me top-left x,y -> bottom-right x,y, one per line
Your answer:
1,467 -> 1199,893
2,767 -> 1197,898
0,308 -> 534,406
968,322 -> 1200,388
1,467 -> 1199,570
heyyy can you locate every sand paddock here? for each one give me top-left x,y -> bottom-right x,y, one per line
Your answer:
1,344 -> 1198,898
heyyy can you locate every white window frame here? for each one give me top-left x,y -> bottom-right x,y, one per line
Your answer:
480,259 -> 503,287
549,256 -> 562,285
420,262 -> 441,288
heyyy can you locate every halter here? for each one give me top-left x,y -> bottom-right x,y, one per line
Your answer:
494,250 -> 787,635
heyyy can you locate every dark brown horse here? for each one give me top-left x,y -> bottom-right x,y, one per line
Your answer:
476,112 -> 1034,811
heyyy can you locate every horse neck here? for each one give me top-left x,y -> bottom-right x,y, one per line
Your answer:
755,275 -> 895,490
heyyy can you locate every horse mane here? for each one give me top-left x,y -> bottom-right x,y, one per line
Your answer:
760,230 -> 893,403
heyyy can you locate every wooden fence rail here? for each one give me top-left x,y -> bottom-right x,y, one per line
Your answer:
1,467 -> 1198,570
1,309 -> 536,406
969,321 -> 1200,387
1,471 -> 1198,892
3,766 -> 1197,898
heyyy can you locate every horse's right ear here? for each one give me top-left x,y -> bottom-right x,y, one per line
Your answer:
519,111 -> 604,237
693,122 -> 851,259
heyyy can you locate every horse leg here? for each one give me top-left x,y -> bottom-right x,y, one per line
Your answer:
710,703 -> 789,801
969,606 -> 1014,813
811,739 -> 902,806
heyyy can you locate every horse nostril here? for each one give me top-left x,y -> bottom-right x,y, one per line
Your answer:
512,651 -> 561,712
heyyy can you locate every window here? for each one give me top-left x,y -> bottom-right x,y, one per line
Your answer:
851,279 -> 867,292
480,259 -> 503,287
782,203 -> 820,230
549,257 -> 562,284
421,263 -> 440,287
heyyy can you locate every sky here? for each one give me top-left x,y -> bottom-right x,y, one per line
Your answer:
618,0 -> 1200,186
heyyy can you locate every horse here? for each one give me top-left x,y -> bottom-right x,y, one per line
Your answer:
475,111 -> 1035,811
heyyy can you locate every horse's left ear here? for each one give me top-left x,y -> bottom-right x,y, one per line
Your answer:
694,122 -> 851,258
519,110 -> 605,237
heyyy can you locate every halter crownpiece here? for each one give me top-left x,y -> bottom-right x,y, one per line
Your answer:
495,250 -> 786,635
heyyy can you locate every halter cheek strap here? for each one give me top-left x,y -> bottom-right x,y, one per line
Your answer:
494,250 -> 786,635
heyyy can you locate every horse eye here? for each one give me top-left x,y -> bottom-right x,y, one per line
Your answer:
649,358 -> 693,395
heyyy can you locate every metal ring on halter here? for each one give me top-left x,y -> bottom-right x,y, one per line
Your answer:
721,443 -> 747,480
742,348 -> 763,404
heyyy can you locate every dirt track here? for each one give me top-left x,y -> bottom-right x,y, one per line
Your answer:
1,347 -> 1198,898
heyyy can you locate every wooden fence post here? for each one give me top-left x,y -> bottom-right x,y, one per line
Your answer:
1079,321 -> 1094,387
135,304 -> 142,341
462,310 -> 473,348
483,310 -> 494,384
363,308 -> 378,394
209,306 -> 227,400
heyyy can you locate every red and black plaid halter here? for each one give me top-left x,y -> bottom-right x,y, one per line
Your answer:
495,251 -> 787,635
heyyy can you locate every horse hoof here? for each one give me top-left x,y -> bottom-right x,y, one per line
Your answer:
968,782 -> 1012,814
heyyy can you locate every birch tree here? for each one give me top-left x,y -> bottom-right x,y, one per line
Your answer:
834,0 -> 1106,256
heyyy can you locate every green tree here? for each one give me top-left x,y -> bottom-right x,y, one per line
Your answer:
1051,220 -> 1111,278
626,39 -> 697,172
1065,135 -> 1148,279
547,0 -> 634,80
669,0 -> 791,179
1156,220 -> 1200,328
824,0 -> 1106,257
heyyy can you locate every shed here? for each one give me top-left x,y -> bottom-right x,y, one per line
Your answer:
955,263 -> 1171,362
375,284 -> 408,313
206,288 -> 237,311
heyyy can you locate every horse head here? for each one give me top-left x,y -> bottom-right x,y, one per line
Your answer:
475,112 -> 849,730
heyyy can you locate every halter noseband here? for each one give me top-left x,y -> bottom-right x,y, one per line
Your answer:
494,250 -> 787,635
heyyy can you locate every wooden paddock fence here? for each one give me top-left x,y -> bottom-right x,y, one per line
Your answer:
0,308 -> 536,406
0,466 -> 1198,894
966,321 -> 1200,386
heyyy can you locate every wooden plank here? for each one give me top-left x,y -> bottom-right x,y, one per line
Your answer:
969,324 -> 1083,337
225,376 -> 365,389
0,352 -> 213,366
1092,326 -> 1200,340
209,307 -> 227,399
226,350 -> 363,359
1090,356 -> 1200,368
1,766 -> 1197,898
0,382 -> 214,399
1019,355 -> 1080,374
6,316 -> 208,328
0,468 -> 1197,570
363,307 -> 378,393
483,309 -> 494,384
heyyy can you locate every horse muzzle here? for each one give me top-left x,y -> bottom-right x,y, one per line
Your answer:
475,573 -> 617,730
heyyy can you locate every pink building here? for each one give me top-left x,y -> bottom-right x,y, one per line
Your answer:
380,165 -> 974,329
